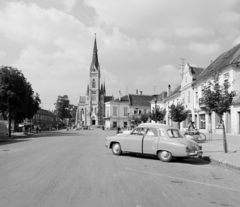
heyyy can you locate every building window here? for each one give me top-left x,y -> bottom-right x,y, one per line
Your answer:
182,93 -> 185,103
188,91 -> 190,103
196,92 -> 198,104
113,106 -> 117,116
223,72 -> 229,80
123,107 -> 128,116
92,79 -> 96,88
106,107 -> 110,117
199,114 -> 206,129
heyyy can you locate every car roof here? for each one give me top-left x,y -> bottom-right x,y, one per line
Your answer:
137,123 -> 176,130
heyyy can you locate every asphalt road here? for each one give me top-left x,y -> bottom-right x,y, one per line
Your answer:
0,129 -> 240,207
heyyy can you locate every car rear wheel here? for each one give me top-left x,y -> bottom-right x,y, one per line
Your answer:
111,143 -> 122,155
158,151 -> 172,162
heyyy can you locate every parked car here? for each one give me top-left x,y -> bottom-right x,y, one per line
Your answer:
105,123 -> 202,162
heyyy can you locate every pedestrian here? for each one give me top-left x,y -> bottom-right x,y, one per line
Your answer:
36,126 -> 39,133
117,126 -> 121,134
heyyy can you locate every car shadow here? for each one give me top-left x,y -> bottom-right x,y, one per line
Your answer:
120,153 -> 210,165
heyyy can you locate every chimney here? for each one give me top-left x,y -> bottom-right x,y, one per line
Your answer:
167,85 -> 171,96
136,90 -> 138,95
140,91 -> 142,95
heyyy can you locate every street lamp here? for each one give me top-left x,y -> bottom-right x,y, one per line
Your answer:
153,94 -> 158,123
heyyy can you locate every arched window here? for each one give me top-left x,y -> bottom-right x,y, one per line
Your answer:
92,79 -> 96,88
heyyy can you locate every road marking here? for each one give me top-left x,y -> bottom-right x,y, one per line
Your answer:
124,168 -> 240,192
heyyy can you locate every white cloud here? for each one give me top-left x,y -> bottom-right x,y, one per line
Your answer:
157,64 -> 182,87
63,0 -> 77,12
141,38 -> 175,52
186,42 -> 221,55
0,51 -> 6,58
175,27 -> 214,38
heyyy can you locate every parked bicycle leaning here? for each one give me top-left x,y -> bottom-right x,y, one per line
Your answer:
184,121 -> 206,142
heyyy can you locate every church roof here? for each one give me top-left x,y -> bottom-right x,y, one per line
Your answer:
193,43 -> 240,86
90,35 -> 100,72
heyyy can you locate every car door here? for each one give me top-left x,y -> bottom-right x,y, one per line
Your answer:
124,127 -> 146,153
143,128 -> 159,154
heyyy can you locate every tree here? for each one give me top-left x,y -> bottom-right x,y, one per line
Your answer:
140,113 -> 149,123
0,66 -> 41,136
202,77 -> 236,153
169,103 -> 190,129
150,108 -> 166,123
54,95 -> 72,126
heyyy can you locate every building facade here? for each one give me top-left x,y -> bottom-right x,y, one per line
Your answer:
75,36 -> 113,127
105,93 -> 153,129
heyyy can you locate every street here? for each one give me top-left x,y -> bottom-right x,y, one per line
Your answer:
0,129 -> 240,207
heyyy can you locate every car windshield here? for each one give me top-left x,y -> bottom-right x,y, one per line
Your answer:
167,129 -> 184,138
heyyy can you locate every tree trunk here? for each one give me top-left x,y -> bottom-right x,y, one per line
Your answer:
177,122 -> 180,130
8,112 -> 11,137
221,119 -> 228,153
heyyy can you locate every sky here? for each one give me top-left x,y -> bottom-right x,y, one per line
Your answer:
1,0 -> 240,110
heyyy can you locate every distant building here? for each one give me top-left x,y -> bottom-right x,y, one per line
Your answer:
31,109 -> 57,130
75,36 -> 113,127
105,92 -> 153,129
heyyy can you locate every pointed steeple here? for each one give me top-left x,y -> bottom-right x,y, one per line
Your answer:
90,34 -> 100,72
86,84 -> 89,96
103,81 -> 106,95
100,83 -> 103,94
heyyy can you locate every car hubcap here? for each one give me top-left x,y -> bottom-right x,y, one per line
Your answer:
161,151 -> 170,159
113,145 -> 120,153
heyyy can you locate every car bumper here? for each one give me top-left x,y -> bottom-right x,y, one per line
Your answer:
187,150 -> 203,158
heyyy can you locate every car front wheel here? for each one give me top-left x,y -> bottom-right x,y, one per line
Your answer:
158,151 -> 172,162
111,143 -> 122,155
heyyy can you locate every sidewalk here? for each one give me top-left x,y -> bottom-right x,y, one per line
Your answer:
201,133 -> 240,171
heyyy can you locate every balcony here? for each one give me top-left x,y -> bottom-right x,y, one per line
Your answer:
199,97 -> 206,108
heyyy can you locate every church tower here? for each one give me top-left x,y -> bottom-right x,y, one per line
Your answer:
87,34 -> 101,125
75,35 -> 113,128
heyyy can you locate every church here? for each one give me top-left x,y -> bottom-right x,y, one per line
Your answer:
75,36 -> 113,127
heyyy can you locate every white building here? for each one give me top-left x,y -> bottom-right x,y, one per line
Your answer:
192,44 -> 240,134
104,93 -> 153,129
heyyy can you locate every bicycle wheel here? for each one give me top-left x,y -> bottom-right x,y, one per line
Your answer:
197,133 -> 206,142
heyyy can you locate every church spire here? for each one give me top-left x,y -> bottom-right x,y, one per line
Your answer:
90,34 -> 100,72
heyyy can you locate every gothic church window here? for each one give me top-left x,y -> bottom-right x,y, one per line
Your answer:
92,79 -> 96,88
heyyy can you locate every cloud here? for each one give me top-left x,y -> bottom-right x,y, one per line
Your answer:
186,42 -> 221,55
158,65 -> 182,87
0,51 -> 6,58
141,38 -> 175,52
175,27 -> 214,38
63,0 -> 77,12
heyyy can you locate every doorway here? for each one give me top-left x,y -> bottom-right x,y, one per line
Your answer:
92,120 -> 96,125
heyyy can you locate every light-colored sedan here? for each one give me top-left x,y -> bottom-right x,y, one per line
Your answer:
105,123 -> 202,162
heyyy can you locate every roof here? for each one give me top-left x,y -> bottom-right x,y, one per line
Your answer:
193,43 -> 240,86
104,96 -> 114,103
138,123 -> 175,130
129,94 -> 154,107
37,109 -> 56,117
189,66 -> 204,80
90,36 -> 100,72
151,91 -> 167,102
110,94 -> 153,106
164,85 -> 181,102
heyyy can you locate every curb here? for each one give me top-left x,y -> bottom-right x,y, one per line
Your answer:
202,156 -> 240,172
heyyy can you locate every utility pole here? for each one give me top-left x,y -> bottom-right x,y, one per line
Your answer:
179,58 -> 186,79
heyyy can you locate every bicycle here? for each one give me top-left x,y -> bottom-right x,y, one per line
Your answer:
184,129 -> 206,142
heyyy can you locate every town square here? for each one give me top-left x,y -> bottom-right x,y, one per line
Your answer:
1,0 -> 240,206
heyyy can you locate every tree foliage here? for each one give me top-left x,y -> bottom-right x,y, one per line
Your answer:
0,66 -> 41,136
169,103 -> 189,129
54,95 -> 72,124
150,108 -> 166,123
202,76 -> 236,153
140,113 -> 149,123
